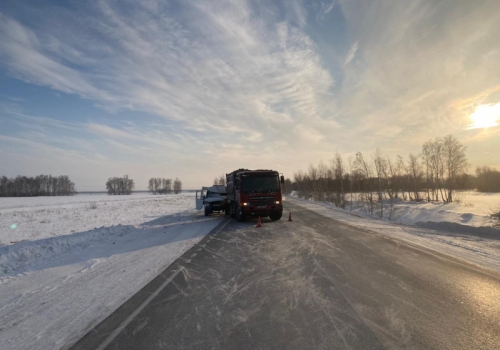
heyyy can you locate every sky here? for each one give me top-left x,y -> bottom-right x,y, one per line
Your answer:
0,0 -> 499,191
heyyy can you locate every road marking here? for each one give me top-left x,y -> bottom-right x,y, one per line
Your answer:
96,266 -> 185,350
214,218 -> 231,234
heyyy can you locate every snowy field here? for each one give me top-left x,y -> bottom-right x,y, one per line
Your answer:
0,192 -> 196,245
0,192 -> 222,350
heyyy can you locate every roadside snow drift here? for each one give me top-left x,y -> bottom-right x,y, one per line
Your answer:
291,191 -> 500,229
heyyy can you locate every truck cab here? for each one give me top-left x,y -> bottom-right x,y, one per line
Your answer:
226,169 -> 284,222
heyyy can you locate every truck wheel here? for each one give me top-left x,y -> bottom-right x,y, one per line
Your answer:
269,212 -> 282,221
224,205 -> 229,216
236,206 -> 246,222
204,205 -> 210,216
230,203 -> 236,218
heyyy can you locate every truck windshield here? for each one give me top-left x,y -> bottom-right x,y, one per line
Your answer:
241,176 -> 280,193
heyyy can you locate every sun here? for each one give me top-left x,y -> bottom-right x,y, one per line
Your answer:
468,103 -> 500,129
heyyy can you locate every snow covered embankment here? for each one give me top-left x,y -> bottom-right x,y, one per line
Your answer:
0,193 -> 222,350
290,191 -> 500,231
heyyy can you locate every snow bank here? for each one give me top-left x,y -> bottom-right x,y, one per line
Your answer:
0,192 -> 222,350
2,223 -> 141,277
415,221 -> 500,237
290,191 -> 500,229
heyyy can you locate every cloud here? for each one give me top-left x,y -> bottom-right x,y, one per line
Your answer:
335,0 -> 500,153
344,41 -> 358,65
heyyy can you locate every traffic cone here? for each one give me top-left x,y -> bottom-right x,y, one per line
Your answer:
256,216 -> 263,228
288,212 -> 292,222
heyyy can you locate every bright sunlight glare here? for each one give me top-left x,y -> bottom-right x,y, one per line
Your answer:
468,103 -> 500,129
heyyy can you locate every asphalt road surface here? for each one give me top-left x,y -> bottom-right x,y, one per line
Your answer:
72,199 -> 500,350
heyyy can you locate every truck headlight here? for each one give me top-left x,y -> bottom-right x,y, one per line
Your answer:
243,202 -> 248,206
275,201 -> 280,204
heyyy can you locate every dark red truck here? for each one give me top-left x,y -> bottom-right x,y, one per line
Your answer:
225,169 -> 285,222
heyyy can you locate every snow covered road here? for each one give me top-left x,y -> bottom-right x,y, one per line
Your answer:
73,199 -> 500,350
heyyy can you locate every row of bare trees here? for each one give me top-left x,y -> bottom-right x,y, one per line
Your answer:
148,178 -> 183,194
106,175 -> 134,195
291,135 -> 472,218
148,178 -> 172,194
0,175 -> 76,197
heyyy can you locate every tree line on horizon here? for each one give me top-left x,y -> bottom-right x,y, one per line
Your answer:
147,177 -> 182,194
0,174 -> 184,197
288,135 -> 500,219
0,175 -> 76,197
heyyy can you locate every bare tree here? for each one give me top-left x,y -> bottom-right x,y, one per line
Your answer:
347,156 -> 354,211
442,135 -> 468,202
332,153 -> 345,208
373,149 -> 387,218
405,154 -> 423,201
354,152 -> 374,215
148,178 -> 155,194
422,138 -> 445,202
173,178 -> 182,194
384,156 -> 403,219
307,164 -> 318,200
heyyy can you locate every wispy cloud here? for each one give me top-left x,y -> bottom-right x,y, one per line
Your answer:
344,41 -> 358,66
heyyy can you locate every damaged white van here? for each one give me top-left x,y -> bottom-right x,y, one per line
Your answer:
195,185 -> 227,216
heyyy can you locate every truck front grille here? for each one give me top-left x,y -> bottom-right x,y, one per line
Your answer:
249,196 -> 275,206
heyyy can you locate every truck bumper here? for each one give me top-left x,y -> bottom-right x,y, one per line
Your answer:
242,204 -> 282,216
